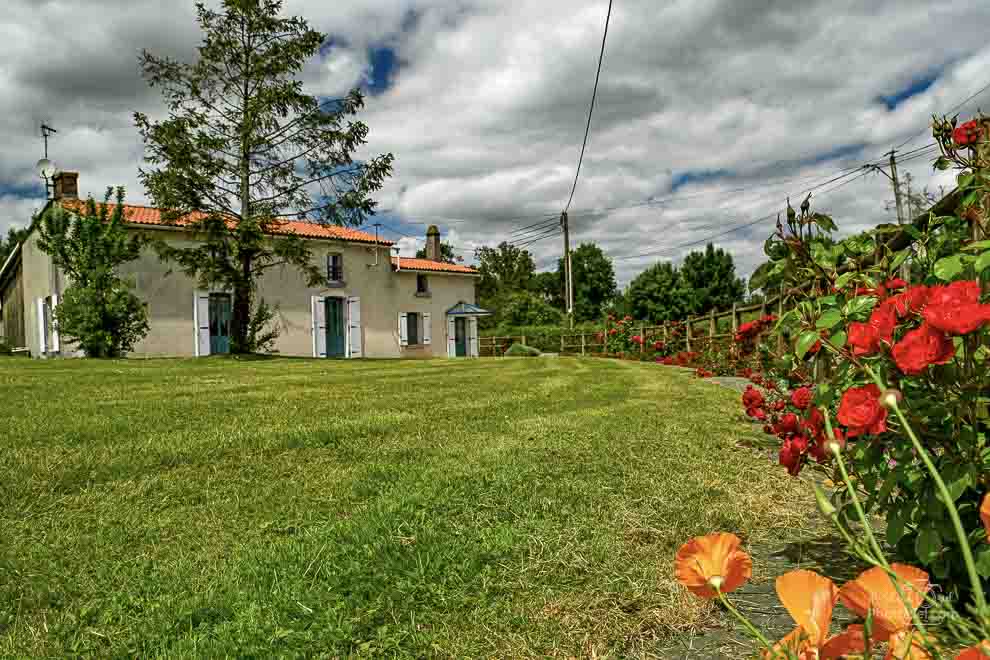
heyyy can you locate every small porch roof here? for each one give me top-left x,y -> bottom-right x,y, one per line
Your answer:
446,301 -> 491,316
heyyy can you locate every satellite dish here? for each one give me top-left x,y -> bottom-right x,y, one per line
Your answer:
36,158 -> 57,179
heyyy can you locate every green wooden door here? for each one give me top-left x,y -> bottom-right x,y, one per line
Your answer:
455,317 -> 467,357
325,297 -> 346,358
209,293 -> 232,354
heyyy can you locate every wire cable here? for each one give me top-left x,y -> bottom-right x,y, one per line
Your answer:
562,0 -> 613,214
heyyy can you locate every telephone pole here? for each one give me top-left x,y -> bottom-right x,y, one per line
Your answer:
869,150 -> 911,280
561,211 -> 574,329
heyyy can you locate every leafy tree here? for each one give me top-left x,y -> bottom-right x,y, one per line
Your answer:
37,188 -> 150,357
532,270 -> 561,307
626,261 -> 688,322
556,243 -> 617,322
475,242 -> 536,308
0,226 -> 30,265
677,243 -> 745,314
135,0 -> 393,353
415,241 -> 461,264
498,291 -> 563,327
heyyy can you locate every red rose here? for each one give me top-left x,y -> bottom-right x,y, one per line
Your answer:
790,387 -> 813,410
869,303 -> 897,345
777,412 -> 801,436
608,328 -> 617,336
778,438 -> 804,476
886,285 -> 930,318
923,280 -> 990,335
837,384 -> 887,438
747,407 -> 767,421
742,386 -> 764,409
953,119 -> 982,146
847,321 -> 880,356
772,399 -> 786,412
892,322 -> 956,375
804,407 -> 825,436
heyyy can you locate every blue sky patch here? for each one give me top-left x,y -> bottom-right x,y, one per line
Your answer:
365,46 -> 398,95
877,70 -> 941,111
670,169 -> 731,192
0,181 -> 46,199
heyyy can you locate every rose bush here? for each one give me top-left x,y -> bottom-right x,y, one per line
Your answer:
743,114 -> 990,597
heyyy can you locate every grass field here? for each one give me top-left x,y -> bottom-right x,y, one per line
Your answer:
0,356 -> 815,657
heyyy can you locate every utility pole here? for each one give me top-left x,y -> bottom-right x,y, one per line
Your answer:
870,150 -> 911,280
561,211 -> 574,328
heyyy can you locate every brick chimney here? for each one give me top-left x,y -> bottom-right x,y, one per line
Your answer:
53,171 -> 79,200
425,224 -> 441,261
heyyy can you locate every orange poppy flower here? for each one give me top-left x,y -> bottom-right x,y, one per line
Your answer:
886,629 -> 937,660
980,493 -> 990,541
762,570 -> 865,659
838,563 -> 930,642
957,641 -> 990,659
674,532 -> 752,599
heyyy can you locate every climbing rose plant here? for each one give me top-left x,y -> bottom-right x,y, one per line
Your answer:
742,113 -> 990,599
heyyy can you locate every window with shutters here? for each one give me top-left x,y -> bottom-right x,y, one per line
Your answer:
327,253 -> 344,286
407,312 -> 420,345
415,274 -> 430,297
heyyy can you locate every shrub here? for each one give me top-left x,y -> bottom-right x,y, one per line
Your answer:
504,343 -> 541,357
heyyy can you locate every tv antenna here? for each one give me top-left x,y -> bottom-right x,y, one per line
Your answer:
36,123 -> 58,199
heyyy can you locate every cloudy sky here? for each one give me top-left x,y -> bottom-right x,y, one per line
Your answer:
2,0 -> 988,286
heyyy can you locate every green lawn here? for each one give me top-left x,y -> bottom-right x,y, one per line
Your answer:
0,357 -> 814,657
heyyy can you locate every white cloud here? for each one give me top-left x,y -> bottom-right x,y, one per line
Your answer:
1,0 -> 988,289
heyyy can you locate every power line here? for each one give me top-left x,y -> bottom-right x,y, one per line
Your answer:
894,78 -> 990,151
563,0 -> 613,214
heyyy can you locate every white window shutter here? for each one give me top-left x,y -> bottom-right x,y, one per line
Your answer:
194,291 -> 211,357
36,298 -> 47,354
423,312 -> 431,345
50,294 -> 60,353
312,295 -> 327,357
469,317 -> 479,357
399,312 -> 408,346
347,296 -> 362,358
447,316 -> 456,357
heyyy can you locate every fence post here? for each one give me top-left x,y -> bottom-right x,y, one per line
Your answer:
732,302 -> 738,334
709,309 -> 716,340
640,325 -> 645,356
581,333 -> 586,356
760,298 -> 767,318
560,333 -> 565,354
686,319 -> 692,352
521,335 -> 526,347
663,323 -> 668,343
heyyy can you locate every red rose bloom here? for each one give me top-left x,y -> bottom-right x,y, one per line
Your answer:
892,322 -> 956,375
804,407 -> 825,436
837,384 -> 887,438
847,321 -> 880,356
747,407 -> 767,421
772,399 -> 786,412
923,280 -> 990,335
742,386 -> 764,409
777,412 -> 801,436
869,302 -> 898,345
886,285 -> 930,318
791,387 -> 813,410
779,438 -> 804,476
953,119 -> 982,146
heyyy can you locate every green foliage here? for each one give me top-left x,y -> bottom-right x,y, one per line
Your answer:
678,244 -> 746,314
531,270 -> 560,307
497,291 -> 562,327
504,342 -> 541,357
134,0 -> 393,353
475,242 -> 538,328
626,261 -> 687,322
0,226 -> 30,266
415,241 -> 461,264
244,297 -> 279,354
37,188 -> 149,357
555,243 -> 618,322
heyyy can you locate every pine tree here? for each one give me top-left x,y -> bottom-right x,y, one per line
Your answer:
135,0 -> 393,353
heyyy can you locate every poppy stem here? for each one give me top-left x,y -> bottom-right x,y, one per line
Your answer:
716,590 -> 773,652
864,365 -> 989,614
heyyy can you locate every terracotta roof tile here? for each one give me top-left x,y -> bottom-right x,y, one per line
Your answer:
392,257 -> 478,274
58,200 -> 394,246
